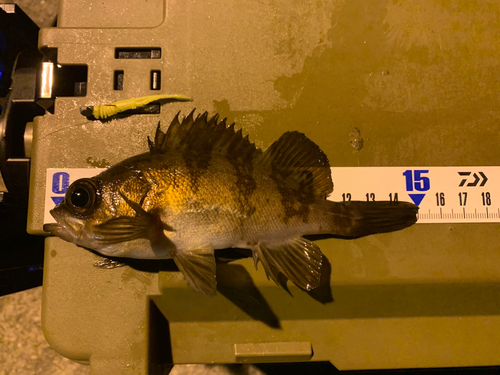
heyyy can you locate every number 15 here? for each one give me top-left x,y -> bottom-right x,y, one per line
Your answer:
403,170 -> 430,192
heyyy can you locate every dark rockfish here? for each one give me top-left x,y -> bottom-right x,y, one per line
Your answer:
44,111 -> 418,295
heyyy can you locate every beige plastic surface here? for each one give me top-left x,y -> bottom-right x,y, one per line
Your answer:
28,0 -> 500,374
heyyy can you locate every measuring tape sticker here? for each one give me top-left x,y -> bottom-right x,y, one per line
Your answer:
328,167 -> 500,223
46,167 -> 499,224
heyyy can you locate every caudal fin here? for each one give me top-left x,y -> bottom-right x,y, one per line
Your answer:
333,201 -> 418,237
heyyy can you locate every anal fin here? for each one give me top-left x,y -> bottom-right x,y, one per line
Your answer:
254,237 -> 323,291
172,246 -> 217,296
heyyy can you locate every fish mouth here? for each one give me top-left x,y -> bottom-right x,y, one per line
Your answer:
43,222 -> 61,235
43,208 -> 67,236
43,222 -> 79,243
43,207 -> 84,243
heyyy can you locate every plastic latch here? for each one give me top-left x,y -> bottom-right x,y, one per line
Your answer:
234,342 -> 312,363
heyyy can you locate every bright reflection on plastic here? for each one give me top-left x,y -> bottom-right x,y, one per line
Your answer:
40,62 -> 54,99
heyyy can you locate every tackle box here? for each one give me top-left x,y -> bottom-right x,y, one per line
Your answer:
27,0 -> 500,373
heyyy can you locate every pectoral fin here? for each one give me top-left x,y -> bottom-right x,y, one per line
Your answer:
254,237 -> 323,291
94,216 -> 153,245
172,246 -> 217,296
94,192 -> 172,245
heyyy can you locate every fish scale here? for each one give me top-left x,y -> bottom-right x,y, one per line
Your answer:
44,110 -> 418,296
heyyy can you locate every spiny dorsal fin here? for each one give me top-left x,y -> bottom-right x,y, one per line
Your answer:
149,110 -> 261,162
257,131 -> 333,198
150,111 -> 332,197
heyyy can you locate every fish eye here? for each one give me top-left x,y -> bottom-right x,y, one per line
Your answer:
65,178 -> 99,215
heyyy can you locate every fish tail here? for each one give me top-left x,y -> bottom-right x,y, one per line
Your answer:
330,201 -> 418,237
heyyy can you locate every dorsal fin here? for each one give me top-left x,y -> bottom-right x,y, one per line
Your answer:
149,110 -> 261,162
150,110 -> 333,198
257,131 -> 333,198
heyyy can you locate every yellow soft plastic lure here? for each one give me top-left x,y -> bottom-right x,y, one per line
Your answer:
82,94 -> 193,119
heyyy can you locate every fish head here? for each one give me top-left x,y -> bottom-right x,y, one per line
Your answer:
43,177 -> 117,252
43,175 -> 170,259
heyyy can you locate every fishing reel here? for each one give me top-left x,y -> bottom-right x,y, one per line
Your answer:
0,4 -> 44,207
0,4 -> 48,295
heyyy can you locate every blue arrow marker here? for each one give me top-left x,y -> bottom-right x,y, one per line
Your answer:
408,193 -> 425,206
51,196 -> 64,205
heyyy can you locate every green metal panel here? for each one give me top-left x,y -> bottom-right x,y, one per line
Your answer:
29,0 -> 500,373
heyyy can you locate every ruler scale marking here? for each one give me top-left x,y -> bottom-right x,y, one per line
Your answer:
44,167 -> 500,224
328,166 -> 500,224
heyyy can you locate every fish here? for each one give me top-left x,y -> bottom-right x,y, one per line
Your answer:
43,110 -> 418,296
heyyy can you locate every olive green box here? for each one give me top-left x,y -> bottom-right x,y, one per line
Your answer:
28,0 -> 500,374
